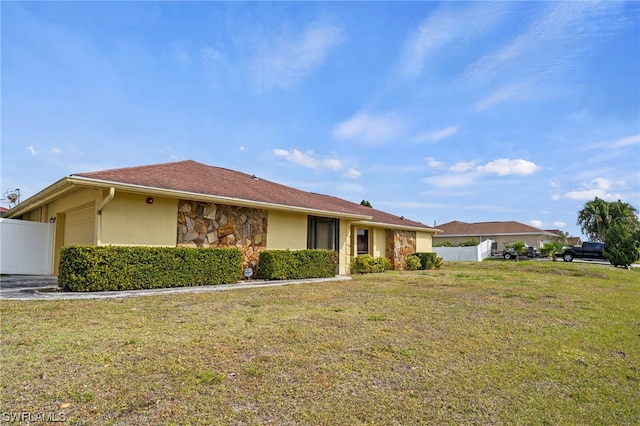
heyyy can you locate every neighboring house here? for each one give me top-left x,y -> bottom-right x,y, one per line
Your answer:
566,236 -> 582,246
5,160 -> 438,275
0,207 -> 8,217
433,220 -> 561,253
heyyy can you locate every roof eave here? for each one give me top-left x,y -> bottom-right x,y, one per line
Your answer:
355,220 -> 439,233
4,177 -> 75,219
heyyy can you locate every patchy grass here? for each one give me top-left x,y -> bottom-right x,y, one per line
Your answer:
1,261 -> 639,425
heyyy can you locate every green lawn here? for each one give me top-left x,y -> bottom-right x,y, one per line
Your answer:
1,261 -> 639,425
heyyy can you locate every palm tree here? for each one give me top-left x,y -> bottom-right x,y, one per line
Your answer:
577,197 -> 610,241
577,198 -> 639,241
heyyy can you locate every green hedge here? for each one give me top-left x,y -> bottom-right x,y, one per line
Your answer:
256,249 -> 338,280
411,252 -> 443,270
351,254 -> 391,274
58,246 -> 243,292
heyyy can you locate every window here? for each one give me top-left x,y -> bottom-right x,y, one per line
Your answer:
308,216 -> 339,250
357,229 -> 369,255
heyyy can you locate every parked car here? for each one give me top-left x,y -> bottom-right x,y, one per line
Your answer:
558,242 -> 606,262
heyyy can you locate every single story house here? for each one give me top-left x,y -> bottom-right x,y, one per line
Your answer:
5,160 -> 439,275
433,220 -> 561,253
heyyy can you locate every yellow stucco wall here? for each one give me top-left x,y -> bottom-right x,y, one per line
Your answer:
351,227 -> 432,257
22,187 -> 104,274
100,192 -> 177,246
371,228 -> 387,257
416,231 -> 433,252
265,210 -> 308,250
338,220 -> 352,275
24,187 -> 102,226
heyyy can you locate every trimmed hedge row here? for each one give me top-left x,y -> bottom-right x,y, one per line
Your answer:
256,249 -> 338,280
59,246 -> 243,292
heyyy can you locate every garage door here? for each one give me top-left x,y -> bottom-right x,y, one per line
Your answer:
64,205 -> 95,246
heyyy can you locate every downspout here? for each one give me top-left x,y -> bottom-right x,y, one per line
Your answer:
96,187 -> 115,245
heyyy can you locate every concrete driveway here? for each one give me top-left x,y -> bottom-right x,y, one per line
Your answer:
0,275 -> 352,301
0,275 -> 58,291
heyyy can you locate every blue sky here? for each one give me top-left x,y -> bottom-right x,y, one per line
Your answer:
2,1 -> 639,238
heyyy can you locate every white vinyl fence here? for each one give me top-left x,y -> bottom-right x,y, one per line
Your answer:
0,218 -> 54,275
433,239 -> 494,262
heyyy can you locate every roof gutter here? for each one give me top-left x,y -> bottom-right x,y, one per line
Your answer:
96,187 -> 115,246
98,187 -> 115,213
355,220 -> 440,233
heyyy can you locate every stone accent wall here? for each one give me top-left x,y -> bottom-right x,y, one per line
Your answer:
177,200 -> 267,271
385,229 -> 417,270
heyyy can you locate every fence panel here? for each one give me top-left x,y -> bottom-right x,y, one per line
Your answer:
0,219 -> 54,275
433,240 -> 494,262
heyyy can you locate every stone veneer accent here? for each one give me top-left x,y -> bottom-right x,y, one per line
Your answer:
385,229 -> 416,270
177,200 -> 267,271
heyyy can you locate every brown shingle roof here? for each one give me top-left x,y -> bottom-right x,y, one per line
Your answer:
73,160 -> 432,230
435,220 -> 546,236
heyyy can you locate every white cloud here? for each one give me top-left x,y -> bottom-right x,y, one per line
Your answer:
273,148 -> 342,170
591,177 -> 612,191
551,194 -> 561,201
343,168 -> 362,179
423,173 -> 478,188
465,2 -> 625,81
52,147 -> 61,154
476,158 -> 540,176
412,125 -> 458,143
239,146 -> 245,151
425,157 -> 445,169
475,79 -> 533,111
564,177 -> 624,201
553,221 -> 567,228
399,3 -> 509,79
611,133 -> 640,148
332,111 -> 406,144
449,161 -> 476,173
26,146 -> 37,156
530,219 -> 543,227
255,22 -> 343,90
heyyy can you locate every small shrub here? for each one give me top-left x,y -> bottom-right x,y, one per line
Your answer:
351,255 -> 391,274
404,255 -> 422,271
431,256 -> 443,269
413,252 -> 443,270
